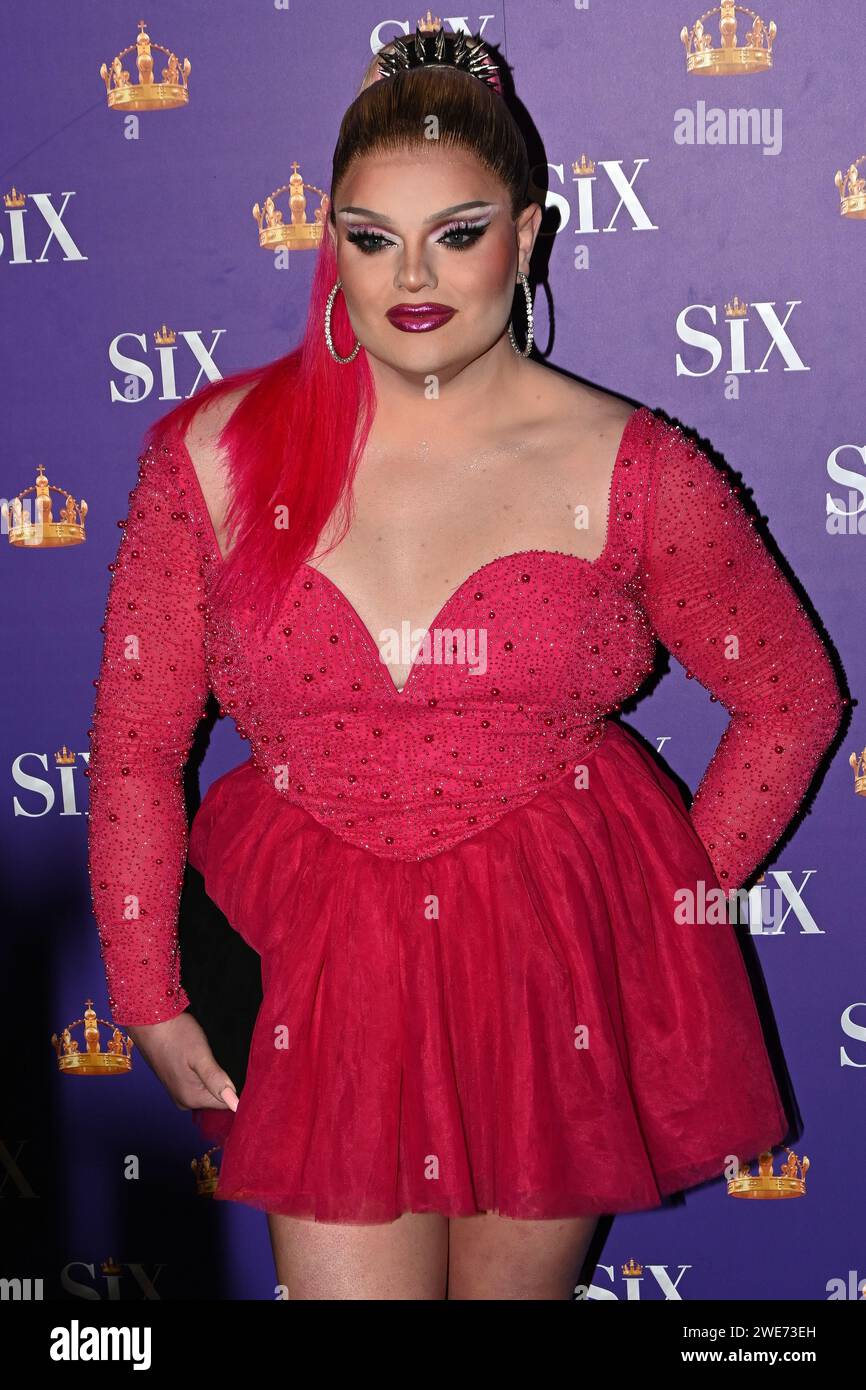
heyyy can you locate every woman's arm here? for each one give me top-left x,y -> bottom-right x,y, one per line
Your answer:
633,415 -> 845,892
86,430 -> 211,1026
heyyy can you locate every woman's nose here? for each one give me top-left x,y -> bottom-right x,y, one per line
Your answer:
394,244 -> 436,292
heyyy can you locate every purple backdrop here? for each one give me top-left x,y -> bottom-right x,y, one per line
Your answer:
3,2 -> 863,1301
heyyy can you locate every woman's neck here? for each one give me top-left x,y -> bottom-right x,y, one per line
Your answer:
364,334 -> 534,450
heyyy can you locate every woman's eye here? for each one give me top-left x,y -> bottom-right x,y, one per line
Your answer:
437,220 -> 490,250
345,229 -> 394,254
345,220 -> 490,255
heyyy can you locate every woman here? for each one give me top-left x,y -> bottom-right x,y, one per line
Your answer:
87,21 -> 846,1299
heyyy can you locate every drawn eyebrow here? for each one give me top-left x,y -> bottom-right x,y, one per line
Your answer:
337,201 -> 496,226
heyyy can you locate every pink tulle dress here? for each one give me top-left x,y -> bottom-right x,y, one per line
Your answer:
87,403 -> 844,1222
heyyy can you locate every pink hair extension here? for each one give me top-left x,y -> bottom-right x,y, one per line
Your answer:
143,233 -> 376,632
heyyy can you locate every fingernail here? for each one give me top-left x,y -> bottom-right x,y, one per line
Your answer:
221,1085 -> 239,1112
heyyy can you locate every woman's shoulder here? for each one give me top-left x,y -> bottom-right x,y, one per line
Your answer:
525,368 -> 647,460
559,383 -> 717,471
183,379 -> 258,465
171,379 -> 259,559
535,369 -> 638,429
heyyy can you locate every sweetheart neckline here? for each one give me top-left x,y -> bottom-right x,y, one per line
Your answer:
305,547 -> 616,695
168,402 -> 647,699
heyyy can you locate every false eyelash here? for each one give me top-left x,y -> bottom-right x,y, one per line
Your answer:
345,218 -> 492,255
439,218 -> 491,249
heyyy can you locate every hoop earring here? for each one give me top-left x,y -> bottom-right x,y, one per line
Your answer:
507,270 -> 534,358
324,278 -> 361,364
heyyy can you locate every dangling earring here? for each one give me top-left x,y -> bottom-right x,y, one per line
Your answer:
507,270 -> 534,358
324,278 -> 361,364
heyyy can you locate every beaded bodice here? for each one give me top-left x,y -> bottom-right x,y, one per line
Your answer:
193,407 -> 658,862
86,404 -> 845,1024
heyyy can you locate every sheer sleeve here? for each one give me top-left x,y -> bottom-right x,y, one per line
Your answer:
86,430 -> 210,1026
634,415 -> 845,892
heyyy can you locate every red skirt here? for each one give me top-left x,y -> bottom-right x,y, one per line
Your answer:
187,718 -> 788,1224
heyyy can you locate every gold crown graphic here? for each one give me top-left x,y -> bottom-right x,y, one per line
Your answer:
191,1147 -> 222,1196
727,1147 -> 810,1199
681,2 -> 777,75
55,747 -> 77,766
724,295 -> 749,317
101,1257 -> 122,1276
572,154 -> 596,177
4,187 -> 26,208
253,162 -> 330,251
154,324 -> 176,345
2,462 -> 87,548
99,20 -> 191,111
835,157 -> 866,219
622,1258 -> 643,1277
849,748 -> 866,795
51,999 -> 134,1075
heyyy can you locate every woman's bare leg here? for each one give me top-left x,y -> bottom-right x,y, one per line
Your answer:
446,1213 -> 600,1300
267,1211 -> 449,1300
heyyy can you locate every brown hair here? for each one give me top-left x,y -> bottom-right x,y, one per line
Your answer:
329,36 -> 530,225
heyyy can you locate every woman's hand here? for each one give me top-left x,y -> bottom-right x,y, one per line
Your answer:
126,1010 -> 240,1113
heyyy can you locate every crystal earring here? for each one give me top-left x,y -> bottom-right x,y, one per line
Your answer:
507,270 -> 534,357
324,278 -> 361,364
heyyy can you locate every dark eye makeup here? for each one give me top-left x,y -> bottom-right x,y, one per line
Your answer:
345,218 -> 491,255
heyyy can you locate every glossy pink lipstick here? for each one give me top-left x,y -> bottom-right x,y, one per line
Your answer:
385,302 -> 456,333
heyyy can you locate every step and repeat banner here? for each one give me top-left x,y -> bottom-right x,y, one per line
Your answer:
3,3 -> 863,1302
